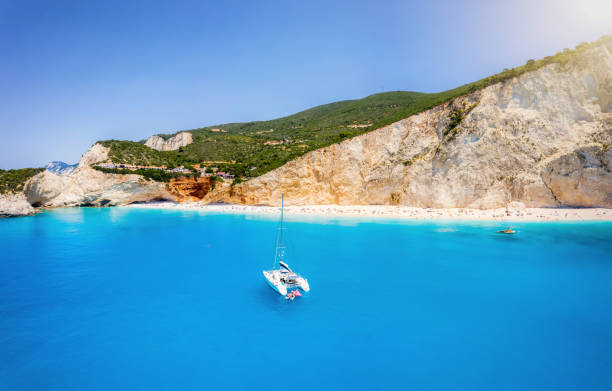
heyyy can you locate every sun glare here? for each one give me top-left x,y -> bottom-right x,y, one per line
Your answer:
570,0 -> 612,25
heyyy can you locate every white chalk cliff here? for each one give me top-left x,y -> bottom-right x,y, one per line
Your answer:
144,131 -> 193,151
24,144 -> 174,207
213,43 -> 612,208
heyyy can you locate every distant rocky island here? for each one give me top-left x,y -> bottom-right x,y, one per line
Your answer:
1,36 -> 611,217
45,161 -> 78,176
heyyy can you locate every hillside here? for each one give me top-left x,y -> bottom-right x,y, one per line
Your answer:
209,40 -> 612,208
13,35 -> 612,212
0,168 -> 44,194
99,35 -> 612,179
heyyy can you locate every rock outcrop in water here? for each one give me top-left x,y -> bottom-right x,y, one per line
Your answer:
0,193 -> 36,217
144,131 -> 193,151
210,43 -> 612,208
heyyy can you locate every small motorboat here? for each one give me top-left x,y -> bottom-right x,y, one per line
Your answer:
497,227 -> 516,234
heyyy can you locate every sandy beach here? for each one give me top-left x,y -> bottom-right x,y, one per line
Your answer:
124,202 -> 612,221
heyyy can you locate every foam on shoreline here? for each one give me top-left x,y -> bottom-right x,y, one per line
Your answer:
123,202 -> 612,221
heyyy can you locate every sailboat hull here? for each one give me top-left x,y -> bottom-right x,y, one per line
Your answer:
263,271 -> 287,296
299,278 -> 310,292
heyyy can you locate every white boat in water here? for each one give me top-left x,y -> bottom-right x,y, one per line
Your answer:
262,194 -> 310,296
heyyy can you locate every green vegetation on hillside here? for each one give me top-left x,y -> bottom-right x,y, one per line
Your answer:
99,141 -> 171,167
0,168 -> 44,194
445,102 -> 479,139
91,166 -> 190,182
100,35 -> 611,179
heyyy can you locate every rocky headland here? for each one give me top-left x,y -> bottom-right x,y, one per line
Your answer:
2,40 -> 611,217
24,144 -> 174,208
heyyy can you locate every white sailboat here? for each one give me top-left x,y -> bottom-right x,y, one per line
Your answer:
262,194 -> 310,296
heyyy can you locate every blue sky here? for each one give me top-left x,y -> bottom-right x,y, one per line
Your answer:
1,0 -> 611,169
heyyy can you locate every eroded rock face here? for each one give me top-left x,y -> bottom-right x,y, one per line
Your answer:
0,193 -> 36,217
78,143 -> 110,167
167,177 -> 214,202
25,167 -> 174,207
144,132 -> 193,151
211,43 -> 612,208
542,145 -> 612,207
24,144 -> 175,207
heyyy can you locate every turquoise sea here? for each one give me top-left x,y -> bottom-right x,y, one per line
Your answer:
1,207 -> 611,390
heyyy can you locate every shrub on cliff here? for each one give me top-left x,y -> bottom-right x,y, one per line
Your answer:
0,168 -> 44,194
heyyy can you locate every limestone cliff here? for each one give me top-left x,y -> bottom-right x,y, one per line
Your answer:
144,131 -> 193,151
210,43 -> 612,208
24,144 -> 174,207
78,143 -> 110,167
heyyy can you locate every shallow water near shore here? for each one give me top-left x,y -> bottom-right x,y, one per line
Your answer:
1,207 -> 611,390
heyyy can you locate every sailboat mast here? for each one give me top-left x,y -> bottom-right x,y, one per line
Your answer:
280,193 -> 284,245
273,193 -> 285,268
278,194 -> 284,264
